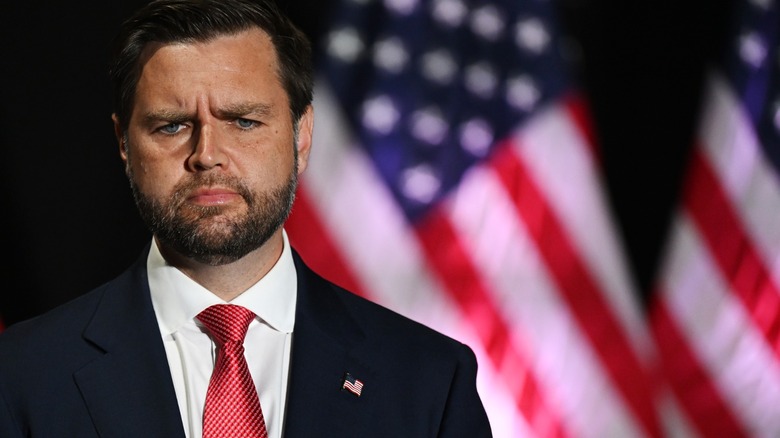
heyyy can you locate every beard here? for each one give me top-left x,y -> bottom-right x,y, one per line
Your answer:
128,165 -> 297,266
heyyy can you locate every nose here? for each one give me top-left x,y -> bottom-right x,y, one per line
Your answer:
187,123 -> 228,171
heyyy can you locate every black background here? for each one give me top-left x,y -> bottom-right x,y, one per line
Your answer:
0,0 -> 732,326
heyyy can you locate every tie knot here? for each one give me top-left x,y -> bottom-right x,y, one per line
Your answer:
197,304 -> 255,345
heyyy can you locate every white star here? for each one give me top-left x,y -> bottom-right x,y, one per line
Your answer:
421,49 -> 458,85
470,5 -> 505,41
374,37 -> 410,73
362,95 -> 400,134
465,62 -> 498,99
327,27 -> 366,63
385,0 -> 418,15
515,17 -> 550,54
431,0 -> 468,27
459,118 -> 494,157
506,74 -> 541,111
410,106 -> 449,145
400,164 -> 441,203
739,31 -> 767,69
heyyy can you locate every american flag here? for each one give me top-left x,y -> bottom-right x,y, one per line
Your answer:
342,373 -> 364,397
286,0 -> 659,436
650,0 -> 780,436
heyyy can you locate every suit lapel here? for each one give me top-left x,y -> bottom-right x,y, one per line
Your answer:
70,248 -> 375,436
74,251 -> 185,438
283,253 -> 374,437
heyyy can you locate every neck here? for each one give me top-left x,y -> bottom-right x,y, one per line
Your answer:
156,231 -> 284,302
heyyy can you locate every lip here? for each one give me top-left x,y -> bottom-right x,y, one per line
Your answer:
187,187 -> 241,205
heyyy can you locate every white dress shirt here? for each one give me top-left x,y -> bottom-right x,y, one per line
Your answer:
147,231 -> 297,438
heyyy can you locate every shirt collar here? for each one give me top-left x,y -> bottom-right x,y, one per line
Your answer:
148,230 -> 297,336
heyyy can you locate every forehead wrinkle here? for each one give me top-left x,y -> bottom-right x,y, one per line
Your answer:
138,102 -> 275,125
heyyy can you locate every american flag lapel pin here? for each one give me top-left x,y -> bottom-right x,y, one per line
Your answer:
342,372 -> 364,397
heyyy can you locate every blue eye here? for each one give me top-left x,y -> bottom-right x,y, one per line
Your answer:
236,118 -> 257,129
160,123 -> 183,134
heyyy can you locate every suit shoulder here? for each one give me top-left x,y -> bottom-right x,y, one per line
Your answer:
293,252 -> 470,354
0,249 -> 147,353
0,282 -> 111,360
329,279 -> 472,358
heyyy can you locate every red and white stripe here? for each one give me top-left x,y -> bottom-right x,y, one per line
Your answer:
288,80 -> 658,437
652,74 -> 780,437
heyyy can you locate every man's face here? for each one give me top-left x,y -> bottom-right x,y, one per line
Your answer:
116,28 -> 312,265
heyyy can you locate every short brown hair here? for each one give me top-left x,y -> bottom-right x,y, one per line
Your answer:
109,0 -> 313,132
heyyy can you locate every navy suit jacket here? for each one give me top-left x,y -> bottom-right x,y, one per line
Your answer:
0,248 -> 492,437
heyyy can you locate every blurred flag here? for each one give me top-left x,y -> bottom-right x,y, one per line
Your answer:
287,0 -> 658,436
650,0 -> 780,436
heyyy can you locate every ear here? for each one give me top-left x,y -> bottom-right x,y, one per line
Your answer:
112,113 -> 131,175
295,105 -> 314,175
112,114 -> 128,161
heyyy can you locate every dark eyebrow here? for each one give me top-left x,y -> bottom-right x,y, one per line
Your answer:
140,109 -> 191,125
139,103 -> 274,125
216,102 -> 274,119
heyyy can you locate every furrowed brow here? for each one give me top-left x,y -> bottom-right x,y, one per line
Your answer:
216,102 -> 274,119
140,109 -> 191,125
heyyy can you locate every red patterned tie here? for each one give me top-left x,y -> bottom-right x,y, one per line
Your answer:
197,304 -> 268,438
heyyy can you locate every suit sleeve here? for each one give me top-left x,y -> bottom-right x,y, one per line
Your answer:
438,343 -> 493,437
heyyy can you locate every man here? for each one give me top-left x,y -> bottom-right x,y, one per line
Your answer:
0,0 -> 492,437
